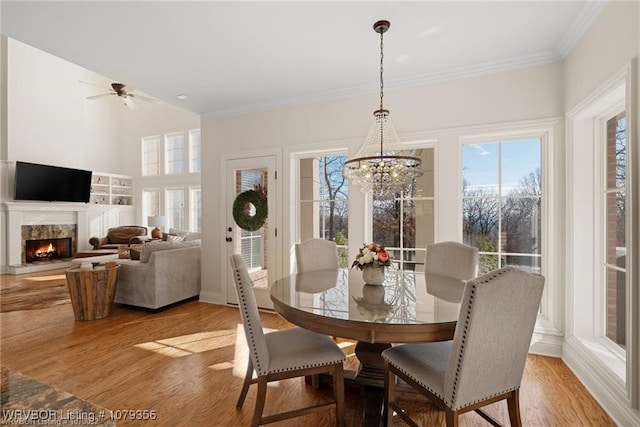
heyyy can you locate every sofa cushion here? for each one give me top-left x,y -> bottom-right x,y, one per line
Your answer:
168,228 -> 202,242
140,240 -> 200,263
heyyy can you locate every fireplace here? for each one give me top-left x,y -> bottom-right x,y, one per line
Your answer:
21,224 -> 77,265
25,238 -> 72,263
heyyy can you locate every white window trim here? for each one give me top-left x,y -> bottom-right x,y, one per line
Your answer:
564,60 -> 638,420
458,120 -> 560,351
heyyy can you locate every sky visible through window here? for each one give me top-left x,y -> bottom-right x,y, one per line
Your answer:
463,138 -> 540,191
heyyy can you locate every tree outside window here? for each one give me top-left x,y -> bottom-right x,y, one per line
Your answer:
462,139 -> 542,276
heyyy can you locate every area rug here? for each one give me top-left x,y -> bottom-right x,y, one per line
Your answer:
0,278 -> 71,313
0,366 -> 115,426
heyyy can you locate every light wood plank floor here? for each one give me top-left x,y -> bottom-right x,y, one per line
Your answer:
1,269 -> 615,426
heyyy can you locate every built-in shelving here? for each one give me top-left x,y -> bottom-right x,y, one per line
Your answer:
90,172 -> 133,205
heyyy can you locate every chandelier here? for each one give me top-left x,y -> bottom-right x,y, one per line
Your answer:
343,20 -> 423,198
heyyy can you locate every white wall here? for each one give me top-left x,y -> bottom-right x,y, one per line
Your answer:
201,61 -> 563,304
5,38 -> 124,172
562,1 -> 639,425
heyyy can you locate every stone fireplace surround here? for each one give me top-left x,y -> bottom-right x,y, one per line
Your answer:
22,225 -> 76,263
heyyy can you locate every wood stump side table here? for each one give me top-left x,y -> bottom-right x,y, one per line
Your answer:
65,265 -> 120,321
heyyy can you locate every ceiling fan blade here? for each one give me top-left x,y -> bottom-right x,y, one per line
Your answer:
123,96 -> 137,110
130,94 -> 162,105
87,93 -> 115,100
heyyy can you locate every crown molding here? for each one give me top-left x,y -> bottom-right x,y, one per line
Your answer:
201,51 -> 561,120
555,1 -> 608,58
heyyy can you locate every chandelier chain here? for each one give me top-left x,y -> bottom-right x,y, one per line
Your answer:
379,27 -> 384,111
379,25 -> 385,155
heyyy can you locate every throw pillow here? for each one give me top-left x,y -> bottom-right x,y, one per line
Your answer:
130,248 -> 141,260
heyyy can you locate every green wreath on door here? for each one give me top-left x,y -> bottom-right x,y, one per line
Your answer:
233,190 -> 268,232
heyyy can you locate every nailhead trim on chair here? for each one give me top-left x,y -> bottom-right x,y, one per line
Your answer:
449,266 -> 517,410
231,256 -> 344,376
231,257 -> 265,375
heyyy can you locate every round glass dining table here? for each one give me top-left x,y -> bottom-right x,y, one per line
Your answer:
270,267 -> 463,344
270,266 -> 464,426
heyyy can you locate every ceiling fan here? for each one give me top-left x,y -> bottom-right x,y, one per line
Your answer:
81,81 -> 161,109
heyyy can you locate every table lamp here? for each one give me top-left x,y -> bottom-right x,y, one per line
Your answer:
148,216 -> 166,239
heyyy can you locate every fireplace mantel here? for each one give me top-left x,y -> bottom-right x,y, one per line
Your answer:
1,201 -> 135,274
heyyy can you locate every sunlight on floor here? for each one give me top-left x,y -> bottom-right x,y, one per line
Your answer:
26,274 -> 66,282
134,328 -> 238,358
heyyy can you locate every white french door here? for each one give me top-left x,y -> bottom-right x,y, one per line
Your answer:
225,156 -> 278,309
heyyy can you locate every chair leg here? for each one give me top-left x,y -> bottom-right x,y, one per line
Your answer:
384,363 -> 395,427
333,363 -> 345,427
236,358 -> 254,409
445,408 -> 459,427
252,376 -> 268,427
507,389 -> 522,427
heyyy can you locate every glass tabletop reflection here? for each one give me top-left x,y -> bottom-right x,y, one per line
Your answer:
270,267 -> 463,328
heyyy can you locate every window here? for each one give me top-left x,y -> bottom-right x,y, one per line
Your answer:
190,187 -> 202,232
604,112 -> 626,349
298,155 -> 349,267
142,190 -> 161,221
141,129 -> 201,233
165,132 -> 185,175
462,138 -> 542,276
239,170 -> 265,269
372,148 -> 434,271
165,188 -> 185,231
189,130 -> 201,173
142,136 -> 161,176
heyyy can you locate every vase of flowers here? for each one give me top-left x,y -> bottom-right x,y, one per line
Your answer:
352,243 -> 391,285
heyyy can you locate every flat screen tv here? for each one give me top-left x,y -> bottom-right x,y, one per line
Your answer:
14,161 -> 92,203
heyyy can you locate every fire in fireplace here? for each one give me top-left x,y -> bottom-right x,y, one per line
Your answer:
25,238 -> 72,263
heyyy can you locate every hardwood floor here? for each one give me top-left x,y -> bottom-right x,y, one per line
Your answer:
1,269 -> 615,426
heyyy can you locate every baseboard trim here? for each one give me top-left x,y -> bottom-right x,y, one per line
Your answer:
530,331 -> 563,357
563,336 -> 640,426
199,291 -> 224,305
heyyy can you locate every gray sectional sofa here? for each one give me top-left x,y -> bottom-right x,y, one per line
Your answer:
114,239 -> 201,310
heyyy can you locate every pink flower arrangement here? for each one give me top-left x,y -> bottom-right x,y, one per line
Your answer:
351,242 -> 391,270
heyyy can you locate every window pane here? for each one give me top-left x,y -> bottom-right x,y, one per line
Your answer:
606,267 -> 626,347
463,138 -> 542,275
504,255 -> 541,275
478,254 -> 499,276
190,188 -> 202,232
501,196 -> 541,254
607,116 -> 626,190
606,192 -> 626,265
142,137 -> 161,176
165,133 -> 185,174
298,155 -> 348,266
604,112 -> 626,350
143,190 -> 160,221
502,139 -> 541,196
373,148 -> 434,271
462,194 -> 499,250
462,142 -> 499,191
166,189 -> 184,230
189,129 -> 201,173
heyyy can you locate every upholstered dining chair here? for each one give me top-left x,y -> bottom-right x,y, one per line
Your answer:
383,267 -> 545,427
229,254 -> 346,427
424,241 -> 479,302
295,238 -> 340,272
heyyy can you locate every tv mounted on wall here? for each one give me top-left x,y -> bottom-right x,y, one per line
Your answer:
14,161 -> 92,203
